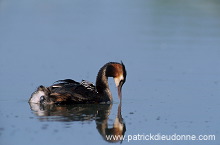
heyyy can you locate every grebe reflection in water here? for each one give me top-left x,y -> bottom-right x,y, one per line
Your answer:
29,102 -> 126,143
29,62 -> 126,104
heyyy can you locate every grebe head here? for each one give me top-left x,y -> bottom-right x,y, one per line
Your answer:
29,86 -> 50,104
106,61 -> 127,100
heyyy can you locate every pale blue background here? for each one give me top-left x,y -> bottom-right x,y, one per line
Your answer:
0,0 -> 220,145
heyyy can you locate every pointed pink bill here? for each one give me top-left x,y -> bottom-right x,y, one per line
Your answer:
117,83 -> 123,101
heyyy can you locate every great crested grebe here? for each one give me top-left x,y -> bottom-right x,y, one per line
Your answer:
29,62 -> 126,104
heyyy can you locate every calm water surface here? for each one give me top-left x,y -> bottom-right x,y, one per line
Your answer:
0,0 -> 220,145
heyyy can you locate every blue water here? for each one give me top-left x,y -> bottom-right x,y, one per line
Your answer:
0,0 -> 220,145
